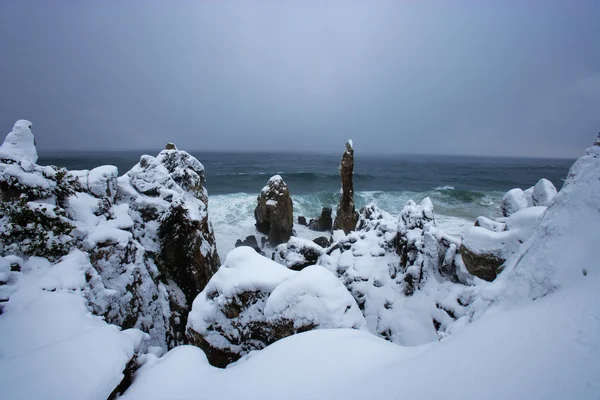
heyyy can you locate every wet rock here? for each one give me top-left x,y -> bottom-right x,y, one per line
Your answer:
308,207 -> 333,231
312,236 -> 330,248
234,235 -> 263,254
298,216 -> 308,226
254,175 -> 294,245
332,140 -> 358,234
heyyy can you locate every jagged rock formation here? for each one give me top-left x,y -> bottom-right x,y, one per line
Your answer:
0,122 -> 220,350
308,207 -> 333,231
254,175 -> 294,245
186,247 -> 366,367
332,140 -> 358,234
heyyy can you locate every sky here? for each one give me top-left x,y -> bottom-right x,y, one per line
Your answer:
0,1 -> 599,158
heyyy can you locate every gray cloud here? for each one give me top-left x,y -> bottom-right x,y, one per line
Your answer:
0,0 -> 599,158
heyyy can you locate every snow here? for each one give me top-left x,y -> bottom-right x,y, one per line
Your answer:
123,269 -> 600,400
0,120 -> 37,164
0,250 -> 139,400
532,178 -> 557,206
264,265 -> 367,330
500,188 -> 528,216
88,165 -> 118,200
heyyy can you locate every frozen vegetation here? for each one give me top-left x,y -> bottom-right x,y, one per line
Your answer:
0,121 -> 598,399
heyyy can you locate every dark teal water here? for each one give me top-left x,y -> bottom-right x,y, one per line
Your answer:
38,151 -> 573,196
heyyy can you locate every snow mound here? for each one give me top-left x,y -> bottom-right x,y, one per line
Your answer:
186,247 -> 366,367
0,120 -> 37,164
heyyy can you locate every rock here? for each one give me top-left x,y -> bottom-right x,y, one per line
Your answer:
186,247 -> 366,367
460,207 -> 547,281
254,175 -> 294,245
164,142 -> 177,150
332,140 -> 358,234
0,120 -> 37,164
312,236 -> 330,248
500,188 -> 528,217
308,207 -> 333,231
297,216 -> 308,226
88,165 -> 119,202
234,235 -> 262,254
532,178 -> 557,206
274,236 -> 325,270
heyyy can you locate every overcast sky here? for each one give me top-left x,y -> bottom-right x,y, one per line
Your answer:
1,1 -> 599,158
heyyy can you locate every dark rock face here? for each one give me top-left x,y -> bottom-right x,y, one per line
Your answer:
297,216 -> 308,226
254,175 -> 294,245
459,245 -> 505,282
234,235 -> 263,254
312,236 -> 330,248
308,207 -> 333,232
333,141 -> 358,234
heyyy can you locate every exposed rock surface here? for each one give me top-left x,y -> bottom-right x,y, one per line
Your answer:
186,247 -> 366,367
332,141 -> 358,234
308,207 -> 333,231
297,216 -> 308,226
234,235 -> 262,254
254,175 -> 294,245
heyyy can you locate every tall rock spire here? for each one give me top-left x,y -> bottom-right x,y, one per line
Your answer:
333,140 -> 358,234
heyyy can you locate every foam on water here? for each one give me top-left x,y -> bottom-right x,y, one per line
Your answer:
209,189 -> 502,260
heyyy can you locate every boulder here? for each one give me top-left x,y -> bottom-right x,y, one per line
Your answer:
308,207 -> 333,231
88,165 -> 119,202
0,120 -> 37,164
297,216 -> 308,226
186,247 -> 366,367
254,175 -> 294,245
332,140 -> 358,234
500,188 -> 528,217
312,236 -> 330,248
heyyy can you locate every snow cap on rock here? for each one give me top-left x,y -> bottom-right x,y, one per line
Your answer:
0,119 -> 37,163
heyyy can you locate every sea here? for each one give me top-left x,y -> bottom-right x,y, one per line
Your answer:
38,151 -> 574,258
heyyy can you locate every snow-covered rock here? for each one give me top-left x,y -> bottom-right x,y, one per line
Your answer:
186,247 -> 366,367
254,175 -> 294,245
274,236 -> 325,270
0,120 -> 37,164
531,178 -> 557,206
88,165 -> 119,201
307,207 -> 333,231
460,206 -> 546,281
500,188 -> 528,217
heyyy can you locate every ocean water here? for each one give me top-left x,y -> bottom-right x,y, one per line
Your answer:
39,151 -> 574,258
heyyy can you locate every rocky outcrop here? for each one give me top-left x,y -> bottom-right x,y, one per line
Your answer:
308,207 -> 333,231
500,188 -> 528,217
501,179 -> 557,216
332,141 -> 358,234
0,121 -> 220,351
297,216 -> 308,226
186,247 -> 366,367
396,198 -> 460,294
254,175 -> 294,245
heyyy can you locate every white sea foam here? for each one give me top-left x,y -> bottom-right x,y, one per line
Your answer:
208,190 -> 492,259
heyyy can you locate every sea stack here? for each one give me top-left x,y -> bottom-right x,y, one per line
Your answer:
333,140 -> 358,234
254,175 -> 294,245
